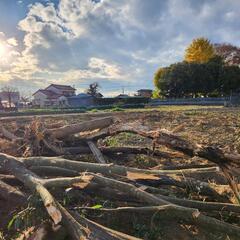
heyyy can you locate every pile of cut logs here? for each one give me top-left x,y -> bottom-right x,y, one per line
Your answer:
0,116 -> 240,239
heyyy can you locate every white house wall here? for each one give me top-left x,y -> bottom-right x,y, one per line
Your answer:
33,92 -> 48,108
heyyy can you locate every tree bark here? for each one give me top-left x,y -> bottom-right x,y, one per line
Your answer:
72,211 -> 141,240
0,179 -> 27,204
87,141 -> 106,163
0,153 -> 88,240
22,156 -> 219,177
76,205 -> 240,239
46,117 -> 114,139
0,126 -> 22,142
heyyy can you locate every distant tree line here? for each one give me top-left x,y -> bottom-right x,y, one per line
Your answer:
153,38 -> 240,98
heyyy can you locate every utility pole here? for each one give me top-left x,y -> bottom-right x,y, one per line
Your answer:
122,86 -> 125,94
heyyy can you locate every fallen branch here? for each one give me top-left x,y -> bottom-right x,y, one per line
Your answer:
0,126 -> 22,142
87,141 -> 106,163
0,179 -> 27,204
0,153 -> 88,240
64,146 -> 177,159
72,211 -> 141,240
105,122 -> 240,201
156,194 -> 240,213
76,205 -> 240,239
22,156 -> 219,177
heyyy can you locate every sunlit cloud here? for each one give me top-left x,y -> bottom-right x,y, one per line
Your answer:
0,0 -> 240,93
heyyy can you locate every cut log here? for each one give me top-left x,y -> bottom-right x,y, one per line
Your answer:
23,157 -> 227,199
0,153 -> 88,240
30,166 -> 80,177
63,146 -> 177,159
40,173 -> 169,206
135,176 -> 228,202
76,205 -> 240,239
22,156 -> 219,177
22,157 -> 127,176
46,117 -> 114,139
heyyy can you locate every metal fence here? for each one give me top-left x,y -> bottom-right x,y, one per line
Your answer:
149,97 -> 237,106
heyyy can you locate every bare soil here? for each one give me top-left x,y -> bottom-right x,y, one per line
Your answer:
0,106 -> 240,239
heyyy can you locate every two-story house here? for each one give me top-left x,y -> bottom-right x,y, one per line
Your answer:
33,84 -> 76,107
136,89 -> 153,98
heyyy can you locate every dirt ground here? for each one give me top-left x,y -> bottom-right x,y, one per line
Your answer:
0,106 -> 240,239
2,106 -> 239,154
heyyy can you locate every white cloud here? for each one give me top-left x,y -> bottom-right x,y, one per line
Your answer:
7,38 -> 18,46
1,0 -> 240,93
0,33 -> 21,70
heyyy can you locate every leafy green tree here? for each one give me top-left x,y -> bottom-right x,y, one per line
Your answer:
220,65 -> 240,95
154,39 -> 240,98
154,68 -> 167,89
85,82 -> 101,97
152,89 -> 161,99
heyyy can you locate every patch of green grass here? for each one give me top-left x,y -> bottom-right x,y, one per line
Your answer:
110,107 -> 124,112
89,108 -> 99,112
104,136 -> 120,147
183,110 -> 198,116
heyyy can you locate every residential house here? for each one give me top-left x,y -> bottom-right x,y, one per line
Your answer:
45,84 -> 76,97
136,89 -> 153,98
32,84 -> 76,108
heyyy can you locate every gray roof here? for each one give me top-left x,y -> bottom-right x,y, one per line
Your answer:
77,93 -> 92,98
68,93 -> 93,99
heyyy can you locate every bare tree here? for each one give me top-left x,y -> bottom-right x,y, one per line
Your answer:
1,86 -> 19,108
0,97 -> 4,110
20,91 -> 32,108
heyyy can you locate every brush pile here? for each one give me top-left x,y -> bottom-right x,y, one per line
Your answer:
0,116 -> 240,240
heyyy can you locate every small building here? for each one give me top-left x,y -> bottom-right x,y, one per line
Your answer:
67,93 -> 94,108
115,94 -> 131,99
136,89 -> 153,98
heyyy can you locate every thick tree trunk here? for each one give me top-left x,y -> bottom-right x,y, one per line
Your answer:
46,117 -> 114,139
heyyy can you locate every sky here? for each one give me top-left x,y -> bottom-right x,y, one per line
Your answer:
0,0 -> 240,96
